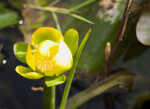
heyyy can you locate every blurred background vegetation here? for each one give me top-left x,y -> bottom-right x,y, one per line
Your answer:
0,0 -> 150,109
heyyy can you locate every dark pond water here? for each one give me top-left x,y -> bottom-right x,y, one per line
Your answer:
0,27 -> 43,109
1,21 -> 150,109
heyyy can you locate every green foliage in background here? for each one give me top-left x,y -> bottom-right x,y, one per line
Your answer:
73,0 -> 125,73
0,4 -> 19,28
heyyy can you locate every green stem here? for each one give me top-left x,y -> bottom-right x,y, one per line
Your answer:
59,12 -> 94,24
66,0 -> 95,13
65,72 -> 134,109
43,79 -> 55,109
24,4 -> 94,24
60,29 -> 91,109
52,12 -> 62,33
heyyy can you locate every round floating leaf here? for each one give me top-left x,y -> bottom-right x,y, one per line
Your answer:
64,29 -> 79,56
32,27 -> 64,46
136,4 -> 150,45
13,42 -> 33,63
15,65 -> 44,79
45,74 -> 66,87
26,44 -> 36,71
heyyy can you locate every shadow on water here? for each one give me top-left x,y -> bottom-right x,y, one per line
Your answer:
0,27 -> 42,109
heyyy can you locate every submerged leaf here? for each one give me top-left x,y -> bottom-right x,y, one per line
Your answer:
66,71 -> 134,109
77,0 -> 125,73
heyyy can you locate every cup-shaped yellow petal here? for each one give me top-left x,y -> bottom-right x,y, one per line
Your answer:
14,27 -> 77,81
26,44 -> 36,71
16,65 -> 44,79
64,29 -> 79,56
44,40 -> 73,76
32,27 -> 64,46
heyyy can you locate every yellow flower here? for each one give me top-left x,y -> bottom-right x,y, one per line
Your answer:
27,27 -> 74,75
14,27 -> 79,86
27,39 -> 73,76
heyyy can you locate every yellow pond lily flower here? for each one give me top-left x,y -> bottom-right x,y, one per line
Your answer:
14,27 -> 79,82
27,27 -> 73,76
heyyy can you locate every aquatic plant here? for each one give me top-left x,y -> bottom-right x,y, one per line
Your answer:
14,26 -> 91,109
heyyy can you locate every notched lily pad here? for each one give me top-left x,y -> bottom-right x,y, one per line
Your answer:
136,3 -> 150,45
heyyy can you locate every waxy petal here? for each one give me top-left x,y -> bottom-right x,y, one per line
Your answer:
16,65 -> 44,79
13,42 -> 29,63
26,44 -> 36,71
45,74 -> 66,87
38,40 -> 59,59
44,40 -> 73,76
64,29 -> 79,56
32,27 -> 64,46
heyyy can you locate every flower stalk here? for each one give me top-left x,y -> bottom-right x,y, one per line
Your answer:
13,26 -> 82,109
43,81 -> 55,109
60,29 -> 91,109
42,14 -> 60,109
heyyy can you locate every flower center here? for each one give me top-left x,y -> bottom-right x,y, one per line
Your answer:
33,40 -> 59,73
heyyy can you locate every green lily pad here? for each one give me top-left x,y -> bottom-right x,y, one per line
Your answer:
15,65 -> 44,80
45,74 -> 66,87
64,29 -> 79,56
32,27 -> 64,46
13,42 -> 33,63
